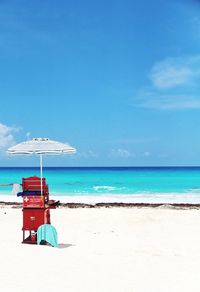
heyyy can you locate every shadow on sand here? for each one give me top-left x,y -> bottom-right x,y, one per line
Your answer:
58,243 -> 75,249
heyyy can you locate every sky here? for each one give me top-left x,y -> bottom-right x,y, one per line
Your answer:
0,0 -> 200,166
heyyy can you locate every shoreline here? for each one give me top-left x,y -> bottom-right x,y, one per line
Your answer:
1,201 -> 200,209
2,192 -> 200,205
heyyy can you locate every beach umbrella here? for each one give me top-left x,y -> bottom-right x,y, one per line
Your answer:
7,137 -> 76,194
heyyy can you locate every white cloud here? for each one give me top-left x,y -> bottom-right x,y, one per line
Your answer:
87,150 -> 99,158
134,55 -> 200,110
111,138 -> 159,144
149,55 -> 200,89
139,93 -> 200,110
150,64 -> 193,89
72,150 -> 99,159
0,123 -> 19,149
110,149 -> 132,158
157,153 -> 169,158
26,132 -> 31,140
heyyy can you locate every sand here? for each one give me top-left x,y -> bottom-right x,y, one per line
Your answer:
0,206 -> 200,292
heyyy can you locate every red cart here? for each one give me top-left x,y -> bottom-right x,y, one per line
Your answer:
20,176 -> 59,244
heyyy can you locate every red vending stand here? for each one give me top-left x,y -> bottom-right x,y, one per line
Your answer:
20,176 -> 59,244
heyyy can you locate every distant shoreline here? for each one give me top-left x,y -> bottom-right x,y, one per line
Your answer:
1,201 -> 200,209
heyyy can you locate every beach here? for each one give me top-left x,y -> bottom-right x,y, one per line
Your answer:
1,205 -> 200,292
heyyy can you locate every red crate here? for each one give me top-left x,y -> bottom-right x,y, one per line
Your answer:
22,176 -> 49,194
23,196 -> 44,208
22,209 -> 50,230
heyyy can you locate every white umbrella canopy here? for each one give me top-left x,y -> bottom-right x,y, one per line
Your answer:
7,138 -> 76,194
7,137 -> 76,155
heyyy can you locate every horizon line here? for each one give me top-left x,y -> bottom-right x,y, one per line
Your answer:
1,166 -> 200,168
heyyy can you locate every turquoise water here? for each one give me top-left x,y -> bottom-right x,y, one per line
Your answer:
0,167 -> 200,196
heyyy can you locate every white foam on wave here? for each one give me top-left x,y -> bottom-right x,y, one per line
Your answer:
93,185 -> 117,192
1,192 -> 200,204
53,193 -> 200,204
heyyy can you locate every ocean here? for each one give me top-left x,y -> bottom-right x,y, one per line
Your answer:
1,167 -> 200,204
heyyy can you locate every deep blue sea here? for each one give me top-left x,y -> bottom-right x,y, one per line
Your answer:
1,167 -> 200,203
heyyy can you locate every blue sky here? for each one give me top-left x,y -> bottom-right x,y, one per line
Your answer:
1,0 -> 200,166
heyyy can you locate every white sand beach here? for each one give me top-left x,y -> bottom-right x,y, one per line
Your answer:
1,206 -> 200,292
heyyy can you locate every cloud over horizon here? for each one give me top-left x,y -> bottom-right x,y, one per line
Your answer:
109,149 -> 132,158
0,123 -> 20,151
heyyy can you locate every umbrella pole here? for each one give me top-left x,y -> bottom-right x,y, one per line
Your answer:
40,154 -> 43,196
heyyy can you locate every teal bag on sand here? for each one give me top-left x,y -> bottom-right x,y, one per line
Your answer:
37,224 -> 58,247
